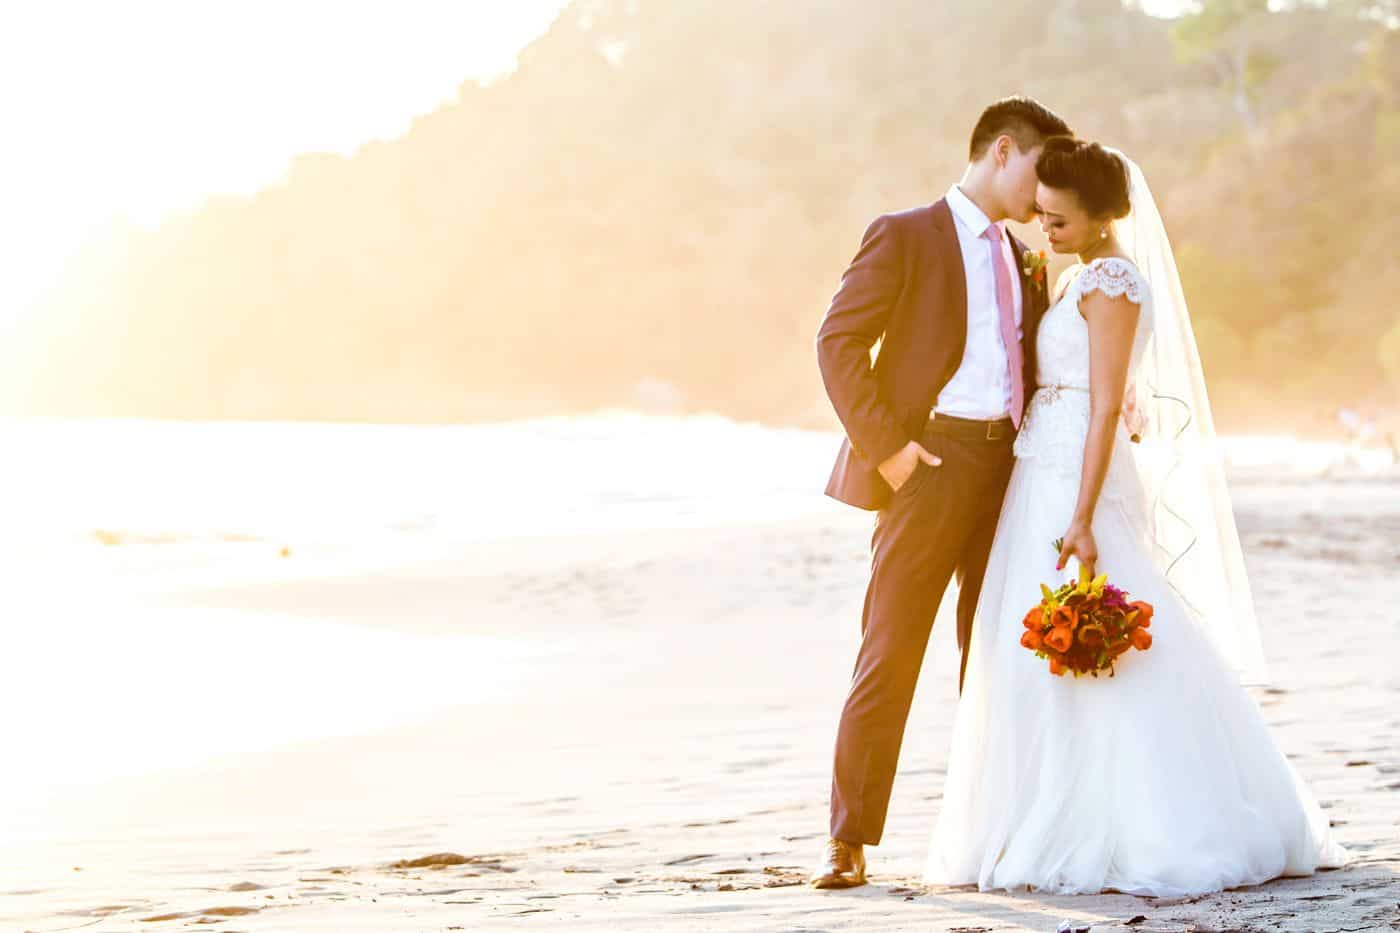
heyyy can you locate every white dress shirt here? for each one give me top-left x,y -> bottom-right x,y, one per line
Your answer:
934,184 -> 1024,421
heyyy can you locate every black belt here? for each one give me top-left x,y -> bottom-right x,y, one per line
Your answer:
925,412 -> 1015,441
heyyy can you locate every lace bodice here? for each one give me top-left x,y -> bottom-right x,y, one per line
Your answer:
1032,257 -> 1151,391
1012,257 -> 1153,494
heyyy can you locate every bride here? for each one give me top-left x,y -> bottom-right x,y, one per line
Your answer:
923,137 -> 1349,896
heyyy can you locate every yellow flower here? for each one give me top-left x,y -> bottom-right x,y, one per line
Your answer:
1074,562 -> 1107,597
1022,249 -> 1049,282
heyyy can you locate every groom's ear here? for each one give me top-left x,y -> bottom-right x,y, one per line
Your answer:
992,134 -> 1014,168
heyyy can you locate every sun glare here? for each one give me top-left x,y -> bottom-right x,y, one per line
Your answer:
0,1 -> 568,326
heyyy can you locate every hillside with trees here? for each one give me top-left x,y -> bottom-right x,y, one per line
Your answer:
5,0 -> 1397,435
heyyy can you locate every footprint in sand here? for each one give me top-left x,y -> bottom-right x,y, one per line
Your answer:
64,904 -> 140,918
387,852 -> 519,874
141,905 -> 261,922
760,866 -> 807,888
388,852 -> 472,869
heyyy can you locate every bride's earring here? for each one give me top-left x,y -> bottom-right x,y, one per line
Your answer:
1100,227 -> 1108,239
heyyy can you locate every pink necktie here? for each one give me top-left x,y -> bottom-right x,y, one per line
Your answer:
981,223 -> 1024,428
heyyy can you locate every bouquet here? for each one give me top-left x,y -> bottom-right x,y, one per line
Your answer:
1020,539 -> 1154,677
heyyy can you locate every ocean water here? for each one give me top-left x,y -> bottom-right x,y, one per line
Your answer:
0,411 -> 846,550
0,413 -> 848,822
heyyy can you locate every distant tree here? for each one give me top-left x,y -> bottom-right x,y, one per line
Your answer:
1367,18 -> 1400,97
1335,0 -> 1400,27
1170,0 -> 1277,139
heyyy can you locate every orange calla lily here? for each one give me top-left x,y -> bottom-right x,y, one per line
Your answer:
1044,626 -> 1074,653
1076,623 -> 1106,647
1051,605 -> 1078,629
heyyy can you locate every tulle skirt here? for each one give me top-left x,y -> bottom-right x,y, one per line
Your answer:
922,449 -> 1349,896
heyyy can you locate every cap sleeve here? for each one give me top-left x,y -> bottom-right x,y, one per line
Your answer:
1076,257 -> 1145,306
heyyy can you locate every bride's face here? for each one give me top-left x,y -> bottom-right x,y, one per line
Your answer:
1035,184 -> 1099,254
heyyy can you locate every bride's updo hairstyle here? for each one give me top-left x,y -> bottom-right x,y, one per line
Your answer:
1035,137 -> 1131,220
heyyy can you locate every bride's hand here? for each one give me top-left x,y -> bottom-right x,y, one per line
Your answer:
1056,521 -> 1097,575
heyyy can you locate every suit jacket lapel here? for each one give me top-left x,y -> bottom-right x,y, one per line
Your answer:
1007,230 -> 1035,317
1009,230 -> 1047,406
1007,230 -> 1045,336
929,198 -> 967,352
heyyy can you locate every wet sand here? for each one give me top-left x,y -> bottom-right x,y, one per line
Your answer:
2,476 -> 1398,931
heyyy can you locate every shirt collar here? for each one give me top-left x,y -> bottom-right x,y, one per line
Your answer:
946,184 -> 1001,242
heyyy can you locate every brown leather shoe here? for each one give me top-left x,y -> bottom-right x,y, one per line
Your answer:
809,837 -> 866,889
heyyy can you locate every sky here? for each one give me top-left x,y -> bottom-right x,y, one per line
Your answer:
1139,0 -> 1192,14
0,1 -> 570,319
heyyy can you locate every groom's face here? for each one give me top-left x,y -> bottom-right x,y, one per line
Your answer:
998,139 -> 1044,224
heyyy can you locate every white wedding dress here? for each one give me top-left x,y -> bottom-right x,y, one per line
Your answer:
922,256 -> 1349,896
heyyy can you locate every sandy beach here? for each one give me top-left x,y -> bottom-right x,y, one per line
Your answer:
2,417 -> 1398,932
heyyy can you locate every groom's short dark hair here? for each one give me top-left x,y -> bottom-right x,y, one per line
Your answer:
969,96 -> 1072,161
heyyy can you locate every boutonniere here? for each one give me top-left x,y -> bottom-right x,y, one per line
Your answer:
1022,249 -> 1049,286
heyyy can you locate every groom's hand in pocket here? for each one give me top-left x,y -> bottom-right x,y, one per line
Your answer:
878,440 -> 941,492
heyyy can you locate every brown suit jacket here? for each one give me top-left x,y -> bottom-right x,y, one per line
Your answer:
815,198 -> 1050,511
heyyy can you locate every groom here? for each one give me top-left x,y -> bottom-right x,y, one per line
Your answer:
811,96 -> 1071,889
